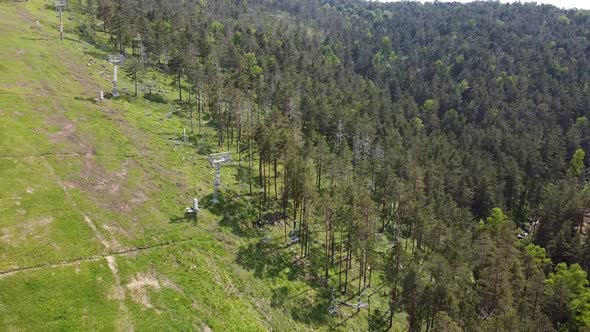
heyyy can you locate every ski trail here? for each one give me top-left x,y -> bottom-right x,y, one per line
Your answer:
85,215 -> 112,250
106,256 -> 134,332
36,153 -> 118,251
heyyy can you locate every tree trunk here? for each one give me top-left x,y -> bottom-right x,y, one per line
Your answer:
325,215 -> 330,282
197,90 -> 202,135
189,87 -> 194,133
338,227 -> 343,290
178,72 -> 182,101
134,71 -> 137,97
274,159 -> 278,200
248,104 -> 252,195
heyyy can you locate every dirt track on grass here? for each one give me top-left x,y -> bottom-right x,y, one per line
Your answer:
0,237 -> 203,278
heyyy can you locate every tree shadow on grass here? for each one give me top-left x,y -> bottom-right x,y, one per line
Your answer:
233,165 -> 259,188
190,136 -> 214,155
208,190 -> 286,239
169,212 -> 195,224
20,37 -> 49,41
82,50 -> 107,61
208,194 -> 260,238
143,93 -> 168,104
64,36 -> 83,44
236,240 -> 302,279
74,96 -> 98,104
270,285 -> 332,326
221,195 -> 336,327
368,309 -> 392,332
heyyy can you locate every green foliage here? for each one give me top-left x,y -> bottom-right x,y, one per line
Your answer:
413,116 -> 424,129
210,21 -> 224,34
381,36 -> 391,51
432,311 -> 462,332
569,148 -> 586,177
458,79 -> 469,93
546,263 -> 590,329
575,116 -> 588,127
233,31 -> 242,46
485,207 -> 508,229
245,52 -> 263,77
423,99 -> 438,112
557,15 -> 571,25
547,263 -> 588,298
526,244 -> 551,266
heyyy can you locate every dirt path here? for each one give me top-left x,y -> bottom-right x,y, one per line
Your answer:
106,256 -> 134,332
85,215 -> 115,250
0,237 -> 202,278
0,152 -> 138,159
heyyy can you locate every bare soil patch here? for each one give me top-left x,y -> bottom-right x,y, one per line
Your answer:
1,216 -> 54,246
126,270 -> 182,309
77,156 -> 150,215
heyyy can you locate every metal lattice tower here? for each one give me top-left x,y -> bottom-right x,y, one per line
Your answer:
54,0 -> 65,40
208,152 -> 231,203
108,54 -> 125,97
328,287 -> 369,315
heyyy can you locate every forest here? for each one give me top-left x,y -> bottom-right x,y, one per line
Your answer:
75,0 -> 590,330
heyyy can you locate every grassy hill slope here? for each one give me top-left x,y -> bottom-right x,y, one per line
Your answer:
0,1 -> 409,330
0,1 -> 345,331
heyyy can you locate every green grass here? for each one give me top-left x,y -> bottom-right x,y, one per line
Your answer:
0,152 -> 104,270
114,243 -> 269,331
0,259 -> 119,331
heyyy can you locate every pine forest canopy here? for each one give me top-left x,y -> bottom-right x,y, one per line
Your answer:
77,0 -> 590,330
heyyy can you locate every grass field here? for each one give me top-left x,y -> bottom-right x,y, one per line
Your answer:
0,1 -> 406,330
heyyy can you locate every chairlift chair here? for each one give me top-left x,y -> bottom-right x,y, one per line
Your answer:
289,229 -> 300,243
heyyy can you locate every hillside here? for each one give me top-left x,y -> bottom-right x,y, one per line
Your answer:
0,1 -> 365,331
2,0 -> 590,331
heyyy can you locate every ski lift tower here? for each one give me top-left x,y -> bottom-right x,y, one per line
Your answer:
108,53 -> 125,97
54,0 -> 65,40
208,152 -> 231,204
